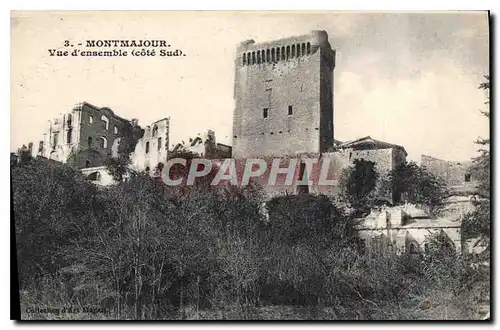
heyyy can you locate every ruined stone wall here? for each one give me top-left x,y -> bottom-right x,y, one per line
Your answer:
345,148 -> 395,175
130,118 -> 170,174
233,30 -> 335,158
421,154 -> 473,186
69,103 -> 130,169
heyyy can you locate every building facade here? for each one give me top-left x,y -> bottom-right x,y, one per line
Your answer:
31,101 -> 170,183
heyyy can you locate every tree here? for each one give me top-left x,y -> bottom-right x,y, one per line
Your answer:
389,161 -> 448,208
462,75 -> 491,256
104,121 -> 144,182
472,75 -> 490,198
339,159 -> 379,213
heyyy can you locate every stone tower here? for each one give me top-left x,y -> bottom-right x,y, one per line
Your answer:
232,30 -> 336,158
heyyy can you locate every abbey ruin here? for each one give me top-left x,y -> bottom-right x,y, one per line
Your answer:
23,30 -> 481,255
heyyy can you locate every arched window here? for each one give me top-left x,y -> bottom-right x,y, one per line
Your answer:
88,136 -> 92,148
99,136 -> 108,149
257,51 -> 261,64
157,137 -> 162,151
89,115 -> 93,124
66,114 -> 72,127
101,115 -> 109,130
242,53 -> 246,66
145,166 -> 150,173
252,52 -> 256,64
266,49 -> 270,63
248,52 -> 252,65
38,141 -> 44,152
307,42 -> 311,54
291,44 -> 295,58
271,48 -> 275,62
145,141 -> 150,154
276,48 -> 280,61
152,125 -> 158,137
302,43 -> 306,55
297,44 -> 301,57
281,46 -> 285,60
114,126 -> 118,134
286,45 -> 290,59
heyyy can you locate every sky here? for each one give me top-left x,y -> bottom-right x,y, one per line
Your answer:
11,11 -> 489,162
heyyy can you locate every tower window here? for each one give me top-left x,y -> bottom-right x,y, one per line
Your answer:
465,173 -> 471,182
152,125 -> 158,137
88,136 -> 92,148
89,115 -> 93,124
114,126 -> 118,134
145,141 -> 150,154
158,137 -> 162,151
263,108 -> 269,119
288,105 -> 293,116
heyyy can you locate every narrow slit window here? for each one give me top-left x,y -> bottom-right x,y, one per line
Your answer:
288,105 -> 293,116
263,108 -> 269,119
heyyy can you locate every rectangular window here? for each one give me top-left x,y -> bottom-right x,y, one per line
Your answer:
52,133 -> 59,148
288,105 -> 293,115
263,108 -> 269,119
158,137 -> 162,151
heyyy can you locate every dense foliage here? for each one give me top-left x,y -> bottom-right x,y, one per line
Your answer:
12,155 -> 488,320
390,161 -> 448,207
338,159 -> 379,213
461,75 -> 491,259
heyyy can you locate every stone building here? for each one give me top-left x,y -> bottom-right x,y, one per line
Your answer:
31,101 -> 170,183
34,102 -> 131,169
421,154 -> 475,186
356,203 -> 462,256
129,118 -> 170,175
229,31 -> 407,200
171,129 -> 232,159
233,30 -> 335,157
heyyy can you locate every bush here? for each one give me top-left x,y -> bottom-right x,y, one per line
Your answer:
12,160 -> 488,320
